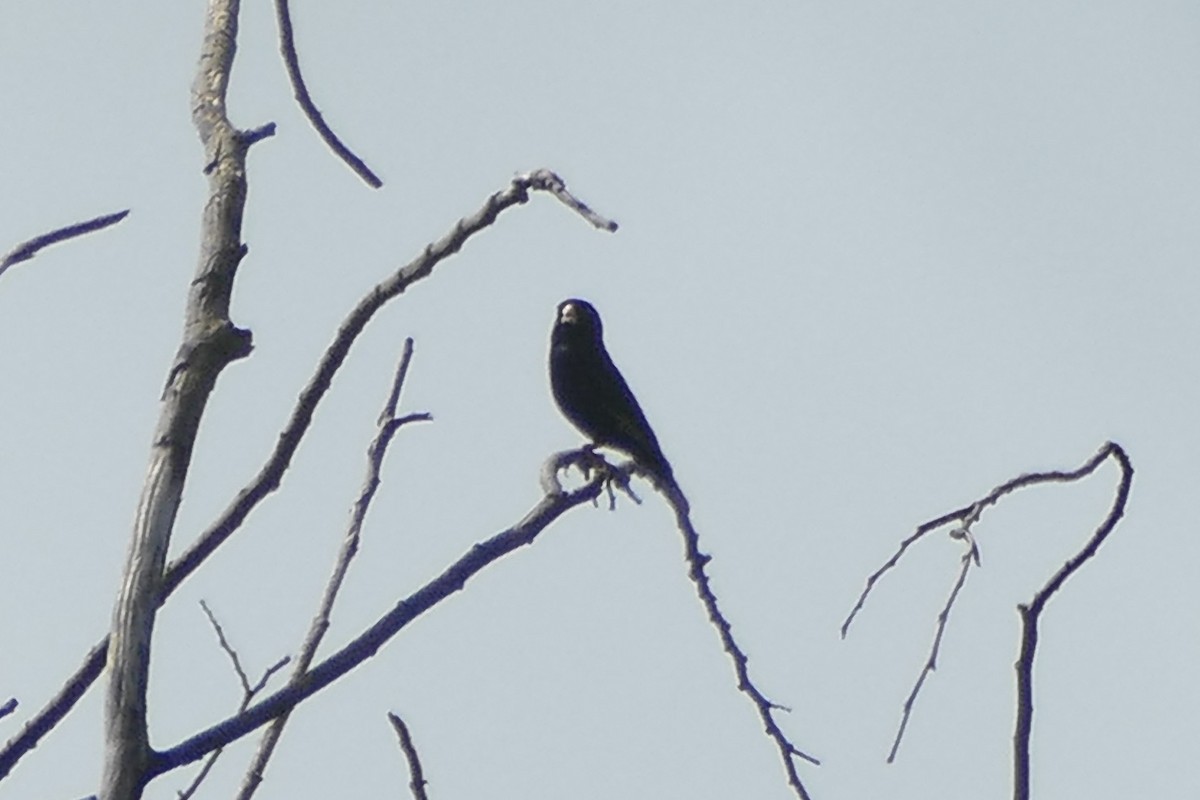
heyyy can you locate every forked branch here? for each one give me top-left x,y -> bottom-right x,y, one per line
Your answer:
841,442 -> 1132,770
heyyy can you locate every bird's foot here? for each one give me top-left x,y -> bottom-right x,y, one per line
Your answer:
600,459 -> 642,510
540,447 -> 642,510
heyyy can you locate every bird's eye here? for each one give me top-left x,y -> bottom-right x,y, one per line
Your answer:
560,304 -> 580,324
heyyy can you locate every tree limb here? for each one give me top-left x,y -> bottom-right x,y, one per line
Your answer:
101,0 -> 259,795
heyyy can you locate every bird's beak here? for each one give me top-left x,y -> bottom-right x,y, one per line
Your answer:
560,303 -> 579,324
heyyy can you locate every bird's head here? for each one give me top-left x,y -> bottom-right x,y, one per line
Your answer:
555,298 -> 603,339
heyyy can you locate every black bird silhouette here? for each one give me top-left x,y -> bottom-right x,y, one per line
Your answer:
549,298 -> 674,485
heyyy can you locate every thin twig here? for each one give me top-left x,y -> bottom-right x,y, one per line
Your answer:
1013,442 -> 1132,800
0,700 -> 15,722
178,602 -> 291,800
237,339 -> 428,800
273,0 -> 382,187
886,551 -> 974,762
0,210 -> 129,278
659,477 -> 818,800
199,600 -> 253,694
387,712 -> 430,800
0,169 -> 613,783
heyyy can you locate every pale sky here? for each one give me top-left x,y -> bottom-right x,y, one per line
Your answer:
2,3 -> 1198,799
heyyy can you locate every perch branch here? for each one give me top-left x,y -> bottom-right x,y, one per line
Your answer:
145,461 -> 613,779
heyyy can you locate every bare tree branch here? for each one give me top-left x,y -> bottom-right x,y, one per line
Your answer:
272,0 -> 382,187
237,339 -> 429,799
177,603 -> 290,800
658,479 -> 819,800
0,166 -> 614,784
1013,442 -> 1132,800
145,461 -> 615,780
0,700 -> 15,723
0,210 -> 129,278
841,442 -> 1131,765
387,712 -> 430,800
101,0 -> 261,794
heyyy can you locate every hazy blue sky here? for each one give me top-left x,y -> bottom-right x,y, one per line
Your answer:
2,3 -> 1198,799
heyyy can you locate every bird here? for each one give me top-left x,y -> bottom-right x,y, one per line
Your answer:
549,298 -> 675,487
